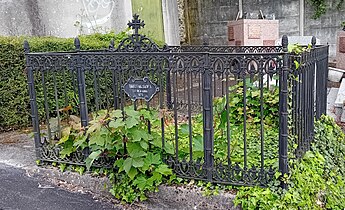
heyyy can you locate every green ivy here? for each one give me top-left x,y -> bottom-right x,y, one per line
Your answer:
308,0 -> 344,19
234,115 -> 345,210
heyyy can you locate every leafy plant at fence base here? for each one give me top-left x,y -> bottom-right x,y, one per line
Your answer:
59,106 -> 173,203
234,115 -> 345,210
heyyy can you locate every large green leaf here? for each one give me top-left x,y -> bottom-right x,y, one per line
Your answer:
155,164 -> 172,176
127,142 -> 146,158
124,108 -> 140,117
125,117 -> 139,129
132,157 -> 144,168
123,157 -> 133,173
89,133 -> 105,147
85,150 -> 102,169
193,135 -> 203,152
133,176 -> 147,190
110,109 -> 123,118
144,152 -> 161,165
140,141 -> 149,150
128,167 -> 138,180
130,128 -> 149,142
108,118 -> 125,129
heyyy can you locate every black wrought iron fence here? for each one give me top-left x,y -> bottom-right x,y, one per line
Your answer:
25,15 -> 328,188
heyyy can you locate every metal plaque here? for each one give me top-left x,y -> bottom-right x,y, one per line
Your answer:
123,77 -> 159,102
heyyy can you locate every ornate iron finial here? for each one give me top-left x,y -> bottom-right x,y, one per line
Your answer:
109,38 -> 115,50
23,40 -> 30,53
74,37 -> 80,51
127,14 -> 145,35
311,36 -> 316,48
282,35 -> 288,52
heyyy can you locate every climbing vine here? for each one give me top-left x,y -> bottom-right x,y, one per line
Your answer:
308,0 -> 344,19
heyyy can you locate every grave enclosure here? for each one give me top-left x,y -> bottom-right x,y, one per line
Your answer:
25,15 -> 328,188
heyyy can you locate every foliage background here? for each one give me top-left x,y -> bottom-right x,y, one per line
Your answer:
0,32 -> 127,131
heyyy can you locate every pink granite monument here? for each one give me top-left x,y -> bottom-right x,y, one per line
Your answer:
227,19 -> 279,46
337,31 -> 345,70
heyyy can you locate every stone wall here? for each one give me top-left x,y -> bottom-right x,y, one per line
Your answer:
0,0 -> 132,37
182,0 -> 345,58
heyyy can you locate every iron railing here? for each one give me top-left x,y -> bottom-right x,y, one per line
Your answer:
25,15 -> 328,188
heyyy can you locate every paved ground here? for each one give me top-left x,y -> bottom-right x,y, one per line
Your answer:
0,132 -> 121,210
0,163 -> 117,210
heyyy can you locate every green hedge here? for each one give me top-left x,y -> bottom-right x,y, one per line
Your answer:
0,31 -> 127,131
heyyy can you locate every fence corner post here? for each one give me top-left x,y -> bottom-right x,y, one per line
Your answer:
24,40 -> 42,159
311,36 -> 316,49
74,37 -> 89,157
202,34 -> 214,181
74,37 -> 88,128
279,35 -> 289,189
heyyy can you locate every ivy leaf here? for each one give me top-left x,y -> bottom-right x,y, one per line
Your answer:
193,135 -> 203,152
73,135 -> 88,148
151,136 -> 162,148
125,117 -> 139,129
57,134 -> 70,145
127,167 -> 138,180
164,143 -> 175,155
132,157 -> 144,168
127,142 -> 146,158
133,176 -> 147,190
123,157 -> 133,173
124,108 -> 140,117
147,171 -> 162,185
130,128 -> 148,142
110,109 -> 122,118
155,164 -> 172,176
59,140 -> 74,158
87,122 -> 101,134
140,141 -> 149,150
144,152 -> 161,166
85,150 -> 102,170
108,118 -> 125,129
89,134 -> 105,147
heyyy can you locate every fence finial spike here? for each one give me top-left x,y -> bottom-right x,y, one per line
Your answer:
109,38 -> 115,50
311,36 -> 316,48
203,34 -> 209,46
74,37 -> 80,51
23,40 -> 30,53
282,35 -> 288,52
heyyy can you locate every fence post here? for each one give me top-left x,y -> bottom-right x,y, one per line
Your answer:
74,37 -> 88,129
165,66 -> 172,109
312,36 -> 322,119
202,34 -> 214,181
279,35 -> 289,189
24,40 -> 42,159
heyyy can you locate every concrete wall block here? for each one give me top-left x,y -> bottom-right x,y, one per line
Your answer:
0,0 -> 33,36
216,6 -> 238,22
208,22 -> 228,37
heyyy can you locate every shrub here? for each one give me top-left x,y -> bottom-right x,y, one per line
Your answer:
0,31 -> 127,131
